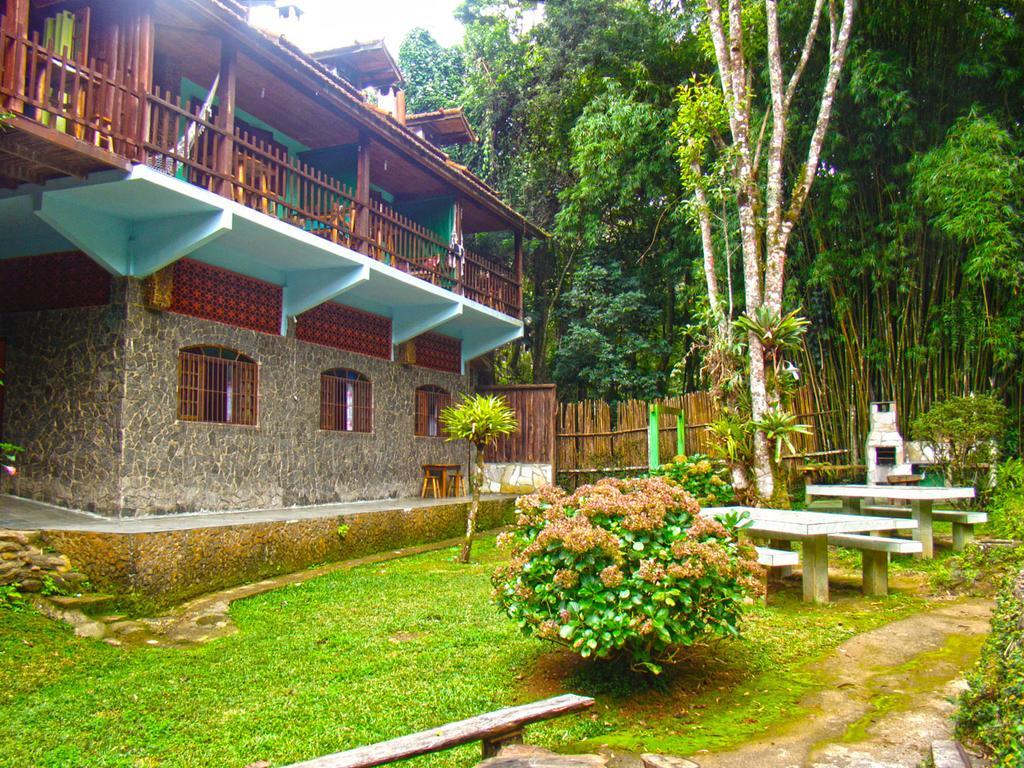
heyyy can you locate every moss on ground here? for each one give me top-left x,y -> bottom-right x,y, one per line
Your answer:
838,632 -> 985,745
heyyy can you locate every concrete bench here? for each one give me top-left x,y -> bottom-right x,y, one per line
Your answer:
862,505 -> 987,550
828,533 -> 923,596
755,546 -> 799,568
282,694 -> 595,767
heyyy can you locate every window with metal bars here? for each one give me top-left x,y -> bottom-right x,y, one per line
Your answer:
415,386 -> 452,437
320,369 -> 372,433
177,346 -> 258,426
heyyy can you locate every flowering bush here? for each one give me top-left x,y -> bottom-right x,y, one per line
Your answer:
649,453 -> 734,505
492,477 -> 762,673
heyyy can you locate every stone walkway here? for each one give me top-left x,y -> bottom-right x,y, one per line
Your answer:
679,599 -> 993,768
0,492 -> 514,532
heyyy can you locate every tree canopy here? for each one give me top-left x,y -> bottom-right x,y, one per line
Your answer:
397,0 -> 1024,446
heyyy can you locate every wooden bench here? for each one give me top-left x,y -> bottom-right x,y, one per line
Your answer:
281,694 -> 595,768
828,533 -> 923,596
862,505 -> 988,550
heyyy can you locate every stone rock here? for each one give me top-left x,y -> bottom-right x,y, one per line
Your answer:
640,757 -> 699,768
931,740 -> 971,768
18,578 -> 42,592
108,620 -> 149,637
74,620 -> 108,640
26,553 -> 70,570
0,531 -> 29,545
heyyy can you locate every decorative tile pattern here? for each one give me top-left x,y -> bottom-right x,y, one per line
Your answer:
296,302 -> 392,360
171,259 -> 282,336
414,332 -> 461,373
0,252 -> 111,312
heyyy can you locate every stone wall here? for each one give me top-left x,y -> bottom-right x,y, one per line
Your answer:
0,529 -> 88,594
0,285 -> 129,513
1,277 -> 473,516
481,462 -> 553,494
119,280 -> 470,514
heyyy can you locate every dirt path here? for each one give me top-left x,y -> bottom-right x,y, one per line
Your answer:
681,599 -> 992,768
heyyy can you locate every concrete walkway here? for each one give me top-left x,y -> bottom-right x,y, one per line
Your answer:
0,493 -> 516,533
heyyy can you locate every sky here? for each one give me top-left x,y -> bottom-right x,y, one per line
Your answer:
287,0 -> 466,56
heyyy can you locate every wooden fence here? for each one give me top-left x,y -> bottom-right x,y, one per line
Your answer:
555,386 -> 832,488
480,385 -> 557,466
475,384 -> 837,489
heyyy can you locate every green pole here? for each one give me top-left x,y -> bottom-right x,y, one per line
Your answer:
676,410 -> 686,458
648,404 -> 660,471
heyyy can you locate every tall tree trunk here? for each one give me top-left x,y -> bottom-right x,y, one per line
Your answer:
690,0 -> 856,505
458,444 -> 486,564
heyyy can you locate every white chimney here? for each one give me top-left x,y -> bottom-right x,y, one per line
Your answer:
865,401 -> 914,484
245,1 -> 304,39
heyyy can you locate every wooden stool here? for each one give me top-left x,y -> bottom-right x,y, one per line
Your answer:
448,473 -> 465,497
420,472 -> 441,499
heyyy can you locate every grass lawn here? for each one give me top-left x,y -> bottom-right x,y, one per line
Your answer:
0,538 -> 935,768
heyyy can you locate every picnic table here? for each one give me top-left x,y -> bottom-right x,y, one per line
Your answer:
804,484 -> 975,558
702,506 -> 918,604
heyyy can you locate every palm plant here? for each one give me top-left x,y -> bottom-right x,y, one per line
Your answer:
441,394 -> 518,563
752,406 -> 812,463
734,307 -> 810,392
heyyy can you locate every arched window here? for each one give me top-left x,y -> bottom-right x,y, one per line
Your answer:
415,386 -> 451,437
177,346 -> 258,425
321,369 -> 372,433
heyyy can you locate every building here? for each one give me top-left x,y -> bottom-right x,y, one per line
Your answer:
0,0 -> 541,517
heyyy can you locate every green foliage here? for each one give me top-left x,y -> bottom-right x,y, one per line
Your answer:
751,407 -> 812,464
492,477 -> 762,674
955,568 -> 1024,765
397,28 -> 467,115
551,261 -> 671,401
0,584 -> 26,611
440,394 -> 518,449
0,442 -> 21,478
649,454 -> 734,506
989,460 -> 1024,540
933,542 -> 1024,596
911,394 -> 1008,497
911,112 -> 1024,292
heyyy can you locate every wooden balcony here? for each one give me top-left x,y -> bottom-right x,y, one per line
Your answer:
0,26 -> 522,319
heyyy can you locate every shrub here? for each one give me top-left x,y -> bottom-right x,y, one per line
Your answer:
492,477 -> 762,674
955,567 -> 1024,765
933,541 -> 1024,596
989,459 -> 1024,540
649,453 -> 734,506
911,394 -> 1007,502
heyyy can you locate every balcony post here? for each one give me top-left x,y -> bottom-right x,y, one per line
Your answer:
135,8 -> 156,162
514,229 -> 524,318
2,0 -> 31,112
216,36 -> 238,198
355,131 -> 371,254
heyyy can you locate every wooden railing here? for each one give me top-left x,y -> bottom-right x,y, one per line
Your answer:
1,28 -> 522,318
0,24 -> 144,160
464,247 -> 520,318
